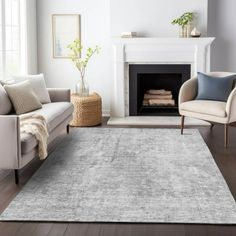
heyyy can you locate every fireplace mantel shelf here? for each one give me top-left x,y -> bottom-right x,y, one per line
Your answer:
112,37 -> 215,45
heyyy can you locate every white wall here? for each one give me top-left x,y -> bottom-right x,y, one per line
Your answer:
110,0 -> 208,37
208,0 -> 236,72
37,0 -> 111,114
25,0 -> 38,74
37,0 -> 208,115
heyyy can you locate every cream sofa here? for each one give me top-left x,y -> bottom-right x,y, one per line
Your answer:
0,85 -> 74,183
179,72 -> 236,148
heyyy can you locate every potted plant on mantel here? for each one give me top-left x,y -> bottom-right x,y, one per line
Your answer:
68,39 -> 100,97
171,12 -> 194,38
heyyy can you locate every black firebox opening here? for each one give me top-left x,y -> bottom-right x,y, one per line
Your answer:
129,64 -> 191,116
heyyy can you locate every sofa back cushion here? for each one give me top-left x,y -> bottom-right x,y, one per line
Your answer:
196,72 -> 236,102
0,84 -> 13,115
12,74 -> 51,104
4,81 -> 42,115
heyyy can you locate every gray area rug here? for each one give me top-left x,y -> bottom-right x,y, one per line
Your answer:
1,128 -> 236,224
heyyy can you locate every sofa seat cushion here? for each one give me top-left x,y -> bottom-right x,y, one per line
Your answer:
21,133 -> 38,154
180,100 -> 227,118
20,102 -> 73,154
24,102 -> 73,132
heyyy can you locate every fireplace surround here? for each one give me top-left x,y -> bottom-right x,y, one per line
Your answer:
110,37 -> 215,118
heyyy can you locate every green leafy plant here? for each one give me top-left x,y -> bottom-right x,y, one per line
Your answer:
171,12 -> 194,27
67,39 -> 100,82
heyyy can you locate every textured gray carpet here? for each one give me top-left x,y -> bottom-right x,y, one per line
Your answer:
1,128 -> 236,223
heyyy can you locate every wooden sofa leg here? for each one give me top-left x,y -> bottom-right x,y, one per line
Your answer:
181,116 -> 185,135
210,123 -> 215,130
67,125 -> 70,134
224,124 -> 229,148
14,169 -> 19,184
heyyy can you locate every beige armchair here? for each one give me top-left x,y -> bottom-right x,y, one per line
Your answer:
179,72 -> 236,148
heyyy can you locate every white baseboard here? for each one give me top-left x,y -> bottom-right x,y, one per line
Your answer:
102,109 -> 110,117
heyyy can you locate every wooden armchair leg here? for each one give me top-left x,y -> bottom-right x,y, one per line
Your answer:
181,116 -> 185,135
224,124 -> 229,148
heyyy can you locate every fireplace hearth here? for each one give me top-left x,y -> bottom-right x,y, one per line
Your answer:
129,64 -> 191,116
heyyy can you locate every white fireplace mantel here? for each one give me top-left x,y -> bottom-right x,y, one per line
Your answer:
111,37 -> 215,118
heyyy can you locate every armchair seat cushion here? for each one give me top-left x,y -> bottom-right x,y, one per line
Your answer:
180,100 -> 227,118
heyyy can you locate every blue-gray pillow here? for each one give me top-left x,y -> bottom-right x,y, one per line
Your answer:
196,72 -> 236,102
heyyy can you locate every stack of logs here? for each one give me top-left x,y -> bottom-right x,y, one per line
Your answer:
143,89 -> 175,106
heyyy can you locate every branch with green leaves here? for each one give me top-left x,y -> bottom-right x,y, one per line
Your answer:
68,39 -> 100,80
171,12 -> 194,27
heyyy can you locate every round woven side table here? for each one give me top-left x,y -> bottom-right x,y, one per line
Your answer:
70,92 -> 102,127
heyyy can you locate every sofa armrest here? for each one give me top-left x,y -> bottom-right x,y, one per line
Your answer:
47,88 -> 71,102
179,77 -> 198,106
226,87 -> 236,123
0,115 -> 21,169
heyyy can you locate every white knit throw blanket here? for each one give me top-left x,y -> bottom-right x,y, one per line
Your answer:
20,114 -> 49,160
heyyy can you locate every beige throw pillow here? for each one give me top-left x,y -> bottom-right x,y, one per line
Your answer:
0,84 -> 12,115
12,74 -> 51,104
4,81 -> 42,115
